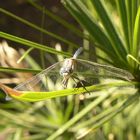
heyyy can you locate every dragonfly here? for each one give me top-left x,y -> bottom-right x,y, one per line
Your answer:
13,47 -> 134,93
59,47 -> 84,88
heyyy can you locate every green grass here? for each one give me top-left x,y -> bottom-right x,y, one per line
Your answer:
0,0 -> 140,139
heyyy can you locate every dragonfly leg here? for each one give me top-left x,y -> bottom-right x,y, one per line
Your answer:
5,93 -> 12,101
61,77 -> 69,88
72,75 -> 91,95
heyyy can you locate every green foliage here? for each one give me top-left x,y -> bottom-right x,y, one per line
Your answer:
0,0 -> 140,140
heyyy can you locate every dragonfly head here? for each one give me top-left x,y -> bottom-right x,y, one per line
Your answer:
60,59 -> 75,76
59,67 -> 73,76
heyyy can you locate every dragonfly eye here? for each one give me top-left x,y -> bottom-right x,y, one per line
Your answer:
60,67 -> 68,75
59,68 -> 64,75
59,67 -> 73,76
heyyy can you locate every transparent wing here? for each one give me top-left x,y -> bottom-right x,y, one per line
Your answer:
14,59 -> 134,92
75,59 -> 134,81
14,61 -> 64,91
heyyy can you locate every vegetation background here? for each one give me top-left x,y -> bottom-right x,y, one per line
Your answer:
0,0 -> 140,140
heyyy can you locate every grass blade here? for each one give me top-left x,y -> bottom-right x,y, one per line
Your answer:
47,92 -> 110,140
27,0 -> 84,38
116,0 -> 130,51
0,31 -> 71,57
77,92 -> 139,139
90,0 -> 127,61
132,7 -> 140,59
62,0 -> 128,67
0,8 -> 79,48
0,66 -> 40,73
2,81 -> 137,101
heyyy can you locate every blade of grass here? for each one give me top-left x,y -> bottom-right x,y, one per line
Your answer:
62,0 -> 115,56
90,0 -> 127,61
62,0 -> 114,53
9,81 -> 137,101
115,0 -> 130,51
63,96 -> 74,122
127,54 -> 140,65
0,31 -> 71,57
0,109 -> 56,132
39,6 -> 46,69
128,7 -> 140,70
77,92 -> 139,139
125,0 -> 133,50
0,66 -> 41,73
132,7 -> 140,59
25,134 -> 47,140
0,109 -> 34,128
125,0 -> 140,53
27,0 -> 84,38
0,8 -> 79,48
62,0 -> 127,68
17,47 -> 33,64
72,100 -> 122,131
13,128 -> 23,140
22,52 -> 41,70
47,92 -> 110,140
0,81 -> 136,102
132,0 -> 138,32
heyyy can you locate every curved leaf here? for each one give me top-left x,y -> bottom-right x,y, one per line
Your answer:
90,0 -> 127,61
0,81 -> 137,102
62,0 -> 128,68
0,8 -> 78,48
0,32 -> 71,57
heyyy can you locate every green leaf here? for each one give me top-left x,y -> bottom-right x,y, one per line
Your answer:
90,0 -> 127,61
127,54 -> 140,65
62,0 -> 128,68
125,0 -> 133,49
116,0 -> 130,51
0,31 -> 71,57
76,92 -> 140,139
7,81 -> 137,102
128,7 -> 140,70
0,8 -> 79,48
0,66 -> 40,73
125,0 -> 139,51
27,0 -> 84,38
132,7 -> 140,59
47,92 -> 110,140
47,91 -> 139,140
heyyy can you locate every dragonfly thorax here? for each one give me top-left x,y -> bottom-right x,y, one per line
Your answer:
60,58 -> 76,88
60,58 -> 75,76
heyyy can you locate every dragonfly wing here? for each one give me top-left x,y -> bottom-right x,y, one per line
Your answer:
14,59 -> 135,92
14,61 -> 63,91
74,59 -> 134,83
